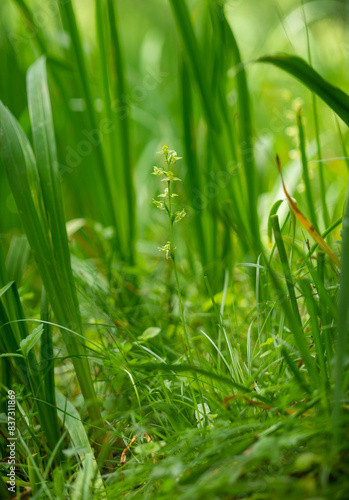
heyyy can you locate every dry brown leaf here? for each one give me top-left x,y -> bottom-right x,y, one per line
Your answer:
276,154 -> 340,267
120,435 -> 137,466
10,487 -> 32,500
120,434 -> 157,466
223,393 -> 296,415
144,433 -> 157,463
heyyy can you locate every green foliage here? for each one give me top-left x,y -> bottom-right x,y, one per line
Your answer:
0,0 -> 348,498
258,54 -> 349,127
0,57 -> 103,446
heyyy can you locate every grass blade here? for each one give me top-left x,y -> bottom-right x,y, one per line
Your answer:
107,0 -> 135,264
0,60 -> 104,447
276,155 -> 340,267
258,54 -> 349,126
168,0 -> 218,130
270,214 -> 301,326
220,10 -> 260,243
297,109 -> 319,232
333,192 -> 349,446
298,278 -> 327,388
40,288 -> 61,451
58,0 -> 117,231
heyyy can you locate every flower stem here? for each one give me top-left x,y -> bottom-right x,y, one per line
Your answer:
165,157 -> 192,361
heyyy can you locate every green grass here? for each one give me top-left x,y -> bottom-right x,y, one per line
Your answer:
0,0 -> 349,498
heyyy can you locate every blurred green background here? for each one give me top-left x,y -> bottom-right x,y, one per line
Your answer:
0,0 -> 348,276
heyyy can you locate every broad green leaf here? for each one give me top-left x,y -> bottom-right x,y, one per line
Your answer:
0,58 -> 103,446
260,337 -> 276,348
27,57 -> 75,295
71,453 -> 95,500
139,327 -> 161,341
19,324 -> 44,358
268,200 -> 284,247
6,235 -> 30,285
56,390 -> 106,496
258,54 -> 349,126
0,281 -> 15,299
0,101 -> 51,257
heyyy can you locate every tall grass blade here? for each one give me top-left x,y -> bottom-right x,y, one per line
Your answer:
180,59 -> 208,269
168,0 -> 218,130
0,283 -> 61,454
276,155 -> 340,266
298,278 -> 327,388
107,0 -> 135,264
0,58 -> 103,446
281,347 -> 311,395
333,191 -> 349,445
5,235 -> 29,286
301,0 -> 330,231
40,288 -> 60,450
258,55 -> 349,126
220,10 -> 260,243
297,109 -> 319,232
271,214 -> 301,326
267,251 -> 318,385
57,0 -> 116,230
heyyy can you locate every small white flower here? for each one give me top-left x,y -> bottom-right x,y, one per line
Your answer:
158,241 -> 174,259
152,166 -> 165,176
174,209 -> 186,223
153,199 -> 165,210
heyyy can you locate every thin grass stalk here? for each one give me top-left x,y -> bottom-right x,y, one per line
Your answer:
309,253 -> 335,368
333,191 -> 349,447
167,172 -> 191,365
267,235 -> 318,384
107,0 -> 136,264
180,58 -> 208,269
220,10 -> 260,246
209,3 -> 257,252
25,58 -> 103,434
0,100 -> 104,450
11,0 -> 103,218
204,276 -> 235,374
168,0 -> 218,131
312,95 -> 330,230
304,260 -> 336,320
281,347 -> 311,394
95,0 -> 114,168
57,0 -> 116,230
298,278 -> 328,389
271,215 -> 302,325
0,290 -> 61,454
40,288 -> 61,451
297,109 -> 319,232
335,117 -> 349,172
170,0 -> 251,262
5,235 -> 29,286
0,358 -> 11,412
301,0 -> 330,231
